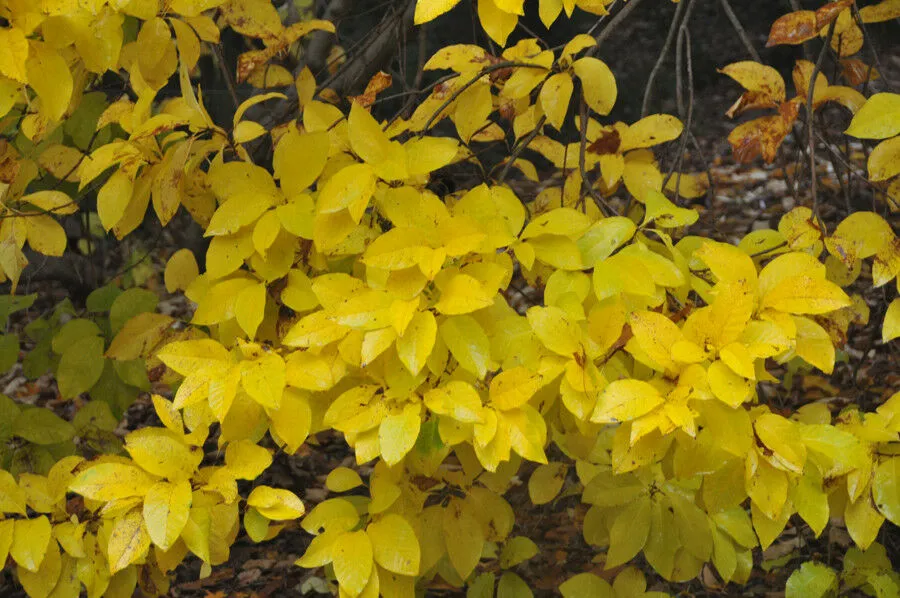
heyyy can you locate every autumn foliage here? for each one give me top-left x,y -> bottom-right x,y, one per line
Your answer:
0,0 -> 899,597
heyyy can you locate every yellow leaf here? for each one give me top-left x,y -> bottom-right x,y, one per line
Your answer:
884,298 -> 900,342
0,27 -> 29,83
16,536 -> 60,598
606,495 -> 651,568
367,514 -> 420,576
490,367 -> 542,411
755,413 -> 806,473
10,516 -> 51,572
778,207 -> 820,250
269,388 -> 312,454
868,136 -> 900,181
591,379 -> 663,424
349,101 -> 392,165
718,61 -> 786,104
283,310 -> 349,348
405,136 -> 460,176
224,439 -> 273,480
107,509 -> 151,574
379,403 -> 421,466
274,129 -> 329,197
527,305 -> 582,356
844,494 -> 884,550
396,310 -> 437,375
164,249 -> 199,293
578,217 -> 636,265
125,427 -> 203,481
424,380 -> 484,423
628,310 -> 682,372
573,57 -> 617,116
695,240 -> 758,286
539,73 -> 574,130
505,405 -> 548,463
234,282 -> 266,339
708,359 -> 753,407
69,462 -> 156,501
746,451 -> 789,521
528,463 -> 566,505
643,189 -> 698,228
453,81 -> 492,143
434,273 -> 494,315
793,316 -> 835,373
326,467 -> 364,492
873,457 -> 900,525
157,339 -> 231,376
478,0 -> 517,46
241,351 -> 286,409
25,215 -> 66,257
845,92 -> 900,139
826,211 -> 894,265
760,275 -> 850,314
233,120 -> 267,143
332,530 -> 374,597
143,480 -> 192,550
0,470 -> 26,514
26,43 -> 73,122
414,0 -> 463,24
620,114 -> 683,152
362,227 -> 434,271
95,170 -> 132,231
440,315 -> 492,378
317,163 -> 377,221
21,190 -> 78,216
302,498 -> 361,537
442,498 -> 484,579
246,486 -> 305,520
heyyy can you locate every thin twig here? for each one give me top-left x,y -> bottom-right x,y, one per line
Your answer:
211,43 -> 240,111
664,23 -> 694,206
806,20 -> 836,232
591,0 -> 647,53
497,116 -> 547,185
642,0 -> 687,117
418,62 -> 550,135
850,3 -> 895,92
578,99 -> 616,216
718,0 -> 762,63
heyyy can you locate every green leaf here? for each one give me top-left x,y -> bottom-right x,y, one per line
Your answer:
560,573 -> 613,598
109,288 -> 158,335
86,283 -> 122,312
73,400 -> 119,433
498,572 -> 532,598
51,318 -> 102,354
0,294 -> 35,328
13,408 -> 75,445
0,334 -> 19,372
785,562 -> 837,598
57,335 -> 106,398
0,394 -> 21,442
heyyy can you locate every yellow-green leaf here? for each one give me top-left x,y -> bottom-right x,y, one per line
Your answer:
143,479 -> 192,550
246,485 -> 305,520
10,516 -> 51,572
107,509 -> 151,574
332,530 -> 374,597
69,462 -> 156,501
573,57 -> 617,116
845,92 -> 900,139
367,513 -> 420,575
